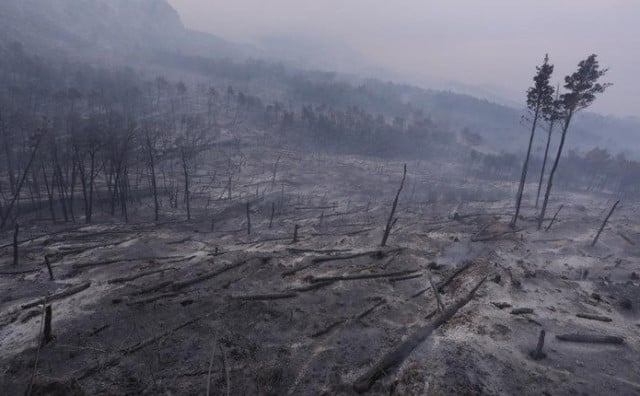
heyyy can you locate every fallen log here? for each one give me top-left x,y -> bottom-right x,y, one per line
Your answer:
22,282 -> 91,310
71,255 -> 183,274
292,281 -> 335,292
353,276 -> 487,393
282,248 -> 403,277
231,292 -> 298,301
307,269 -> 418,284
471,228 -> 523,242
436,260 -> 475,293
123,317 -> 201,355
171,259 -> 251,291
312,299 -> 386,338
389,273 -> 423,283
0,268 -> 41,275
311,248 -> 404,264
127,292 -> 180,305
511,308 -> 534,315
132,281 -> 173,296
287,247 -> 352,254
576,313 -> 612,322
617,232 -> 636,246
556,333 -> 624,344
108,268 -> 175,284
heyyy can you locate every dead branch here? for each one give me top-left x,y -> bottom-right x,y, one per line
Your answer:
353,276 -> 487,392
555,333 -> 624,344
312,299 -> 386,338
206,339 -> 217,396
127,292 -> 181,305
231,292 -> 298,301
108,268 -> 175,284
312,248 -> 404,264
221,344 -> 231,396
292,281 -> 335,292
471,228 -> 523,242
388,273 -> 423,283
122,317 -> 201,355
592,200 -> 620,246
380,164 -> 407,247
71,255 -> 182,273
282,248 -> 404,277
22,282 -> 91,310
436,260 -> 475,293
545,204 -> 563,232
286,248 -> 352,254
132,281 -> 173,296
171,259 -> 251,291
44,255 -> 54,280
307,269 -> 418,284
617,232 -> 636,246
409,260 -> 475,299
576,313 -> 612,322
0,268 -> 41,275
12,223 -> 18,266
427,273 -> 444,312
529,330 -> 546,360
511,308 -> 534,315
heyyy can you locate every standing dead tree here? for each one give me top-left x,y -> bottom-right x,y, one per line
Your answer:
13,223 -> 19,266
591,200 -> 620,246
380,164 -> 407,247
0,129 -> 46,229
271,154 -> 281,188
246,202 -> 251,234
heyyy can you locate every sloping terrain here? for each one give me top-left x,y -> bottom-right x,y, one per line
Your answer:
0,148 -> 638,395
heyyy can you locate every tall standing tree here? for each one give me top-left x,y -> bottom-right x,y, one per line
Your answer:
537,54 -> 611,229
535,85 -> 561,209
511,54 -> 555,228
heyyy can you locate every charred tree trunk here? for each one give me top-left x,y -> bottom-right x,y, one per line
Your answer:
12,222 -> 19,266
592,200 -> 620,246
536,119 -> 555,209
538,110 -> 573,230
41,164 -> 56,222
512,105 -> 540,228
0,130 -> 44,229
380,164 -> 407,247
246,202 -> 251,235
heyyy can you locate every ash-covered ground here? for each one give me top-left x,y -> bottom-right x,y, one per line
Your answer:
1,146 -> 639,395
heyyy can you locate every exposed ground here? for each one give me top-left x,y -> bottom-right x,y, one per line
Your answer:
1,147 -> 639,395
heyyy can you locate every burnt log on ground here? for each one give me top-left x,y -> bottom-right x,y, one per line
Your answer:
312,298 -> 386,338
511,308 -> 534,315
22,282 -> 92,310
555,333 -> 624,344
108,268 -> 176,284
307,269 -> 419,284
231,292 -> 298,301
282,248 -> 404,277
122,317 -> 202,355
576,313 -> 612,322
353,276 -> 487,393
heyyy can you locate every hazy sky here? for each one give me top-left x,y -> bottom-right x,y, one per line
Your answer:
168,0 -> 639,116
